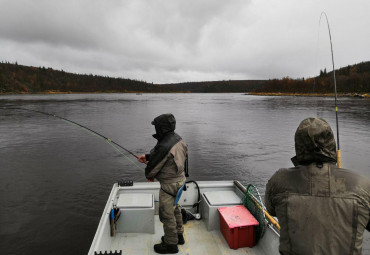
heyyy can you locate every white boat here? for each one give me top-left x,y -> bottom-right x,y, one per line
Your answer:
88,181 -> 280,255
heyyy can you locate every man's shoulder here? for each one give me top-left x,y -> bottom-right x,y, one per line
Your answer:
169,139 -> 187,153
271,166 -> 303,178
267,166 -> 310,192
332,166 -> 367,177
331,166 -> 370,189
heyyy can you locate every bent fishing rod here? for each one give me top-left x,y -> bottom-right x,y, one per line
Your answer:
12,107 -> 144,169
320,12 -> 341,168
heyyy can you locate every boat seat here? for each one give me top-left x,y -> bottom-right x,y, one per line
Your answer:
115,193 -> 155,234
201,190 -> 242,231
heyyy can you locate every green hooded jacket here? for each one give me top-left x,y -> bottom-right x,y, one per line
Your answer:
265,118 -> 370,255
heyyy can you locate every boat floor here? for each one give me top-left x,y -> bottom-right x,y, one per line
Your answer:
109,215 -> 266,255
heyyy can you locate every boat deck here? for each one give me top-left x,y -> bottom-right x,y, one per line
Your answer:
109,215 -> 272,255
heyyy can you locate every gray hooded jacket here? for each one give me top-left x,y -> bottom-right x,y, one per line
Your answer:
265,118 -> 370,255
145,113 -> 187,184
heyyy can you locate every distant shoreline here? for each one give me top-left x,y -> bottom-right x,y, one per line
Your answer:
248,92 -> 370,98
0,91 -> 190,95
0,91 -> 369,98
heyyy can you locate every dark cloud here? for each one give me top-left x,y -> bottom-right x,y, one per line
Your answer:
0,0 -> 369,83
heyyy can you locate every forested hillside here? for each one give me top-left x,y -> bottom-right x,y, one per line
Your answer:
0,62 -> 265,93
162,80 -> 266,93
0,62 -> 157,93
1,61 -> 369,94
254,61 -> 370,94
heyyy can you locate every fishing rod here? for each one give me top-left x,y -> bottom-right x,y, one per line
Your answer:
11,107 -> 144,170
319,12 -> 341,168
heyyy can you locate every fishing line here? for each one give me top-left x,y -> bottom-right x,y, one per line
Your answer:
313,17 -> 322,94
319,12 -> 341,168
10,107 -> 145,171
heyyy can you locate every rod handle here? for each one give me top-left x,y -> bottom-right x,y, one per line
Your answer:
234,181 -> 281,231
337,150 -> 342,168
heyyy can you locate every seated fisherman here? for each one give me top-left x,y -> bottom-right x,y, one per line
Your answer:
265,117 -> 370,255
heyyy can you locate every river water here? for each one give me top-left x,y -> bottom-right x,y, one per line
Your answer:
0,93 -> 369,254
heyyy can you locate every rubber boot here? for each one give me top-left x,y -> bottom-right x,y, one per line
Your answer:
161,234 -> 185,245
154,241 -> 179,254
177,234 -> 185,245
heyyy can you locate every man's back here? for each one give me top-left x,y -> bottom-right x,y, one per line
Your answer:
265,162 -> 370,255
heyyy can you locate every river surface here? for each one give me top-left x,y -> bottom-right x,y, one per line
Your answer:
0,93 -> 369,254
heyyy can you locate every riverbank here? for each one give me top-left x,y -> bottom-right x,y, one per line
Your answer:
0,90 -> 167,95
248,92 -> 370,98
1,91 -> 369,98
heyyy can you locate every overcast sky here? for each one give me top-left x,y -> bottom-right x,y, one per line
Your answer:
1,0 -> 369,84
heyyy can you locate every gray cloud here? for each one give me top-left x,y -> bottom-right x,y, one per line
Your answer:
1,0 -> 369,83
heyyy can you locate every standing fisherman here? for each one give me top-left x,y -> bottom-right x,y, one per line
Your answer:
138,113 -> 187,254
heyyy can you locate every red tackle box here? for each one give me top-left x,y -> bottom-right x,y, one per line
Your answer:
218,205 -> 259,249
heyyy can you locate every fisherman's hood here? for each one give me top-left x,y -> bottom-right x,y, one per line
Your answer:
151,113 -> 176,140
291,118 -> 337,166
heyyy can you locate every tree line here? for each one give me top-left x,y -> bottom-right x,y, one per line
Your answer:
0,62 -> 157,93
254,61 -> 370,94
0,62 -> 265,93
1,61 -> 369,94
